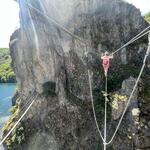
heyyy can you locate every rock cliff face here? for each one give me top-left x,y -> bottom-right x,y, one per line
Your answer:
6,0 -> 150,149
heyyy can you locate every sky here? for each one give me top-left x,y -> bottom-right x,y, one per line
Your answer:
0,0 -> 150,48
0,0 -> 19,48
125,0 -> 150,14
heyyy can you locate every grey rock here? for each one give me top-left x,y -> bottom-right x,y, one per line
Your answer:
6,0 -> 150,150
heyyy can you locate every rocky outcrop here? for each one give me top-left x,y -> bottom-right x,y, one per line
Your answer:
110,77 -> 144,150
5,0 -> 150,149
111,77 -> 138,120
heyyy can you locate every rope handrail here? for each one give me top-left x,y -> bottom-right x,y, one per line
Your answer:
0,93 -> 38,145
88,70 -> 105,142
104,76 -> 108,150
25,2 -> 86,45
106,41 -> 150,145
16,2 -> 150,149
25,1 -> 150,56
112,29 -> 150,55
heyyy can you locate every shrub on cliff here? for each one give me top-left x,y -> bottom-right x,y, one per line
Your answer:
0,48 -> 16,83
144,12 -> 150,24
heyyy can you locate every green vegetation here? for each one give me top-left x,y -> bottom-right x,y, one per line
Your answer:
0,48 -> 9,57
92,61 -> 142,122
144,12 -> 150,24
2,105 -> 19,132
0,48 -> 16,83
111,93 -> 127,110
93,88 -> 112,121
3,103 -> 25,149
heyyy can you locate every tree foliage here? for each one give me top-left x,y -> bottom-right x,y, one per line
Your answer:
0,48 -> 16,83
144,12 -> 150,24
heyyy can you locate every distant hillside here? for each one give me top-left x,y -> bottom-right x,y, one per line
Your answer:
0,48 -> 16,83
144,12 -> 150,24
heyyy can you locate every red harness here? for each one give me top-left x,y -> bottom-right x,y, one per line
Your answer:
102,56 -> 110,76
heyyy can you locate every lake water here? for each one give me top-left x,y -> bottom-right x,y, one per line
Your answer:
0,83 -> 16,149
0,83 -> 16,128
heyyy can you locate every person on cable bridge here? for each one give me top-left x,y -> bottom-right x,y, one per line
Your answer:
101,51 -> 113,76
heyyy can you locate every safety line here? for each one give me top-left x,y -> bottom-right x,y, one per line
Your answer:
106,41 -> 150,145
25,2 -> 86,45
0,94 -> 38,145
19,2 -> 150,148
0,92 -> 35,133
25,1 -> 150,62
25,1 -> 150,56
0,92 -> 35,132
18,91 -> 36,113
104,75 -> 108,150
129,26 -> 150,43
88,70 -> 105,142
112,28 -> 150,55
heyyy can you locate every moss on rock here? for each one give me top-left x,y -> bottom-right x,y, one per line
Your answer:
2,102 -> 26,149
